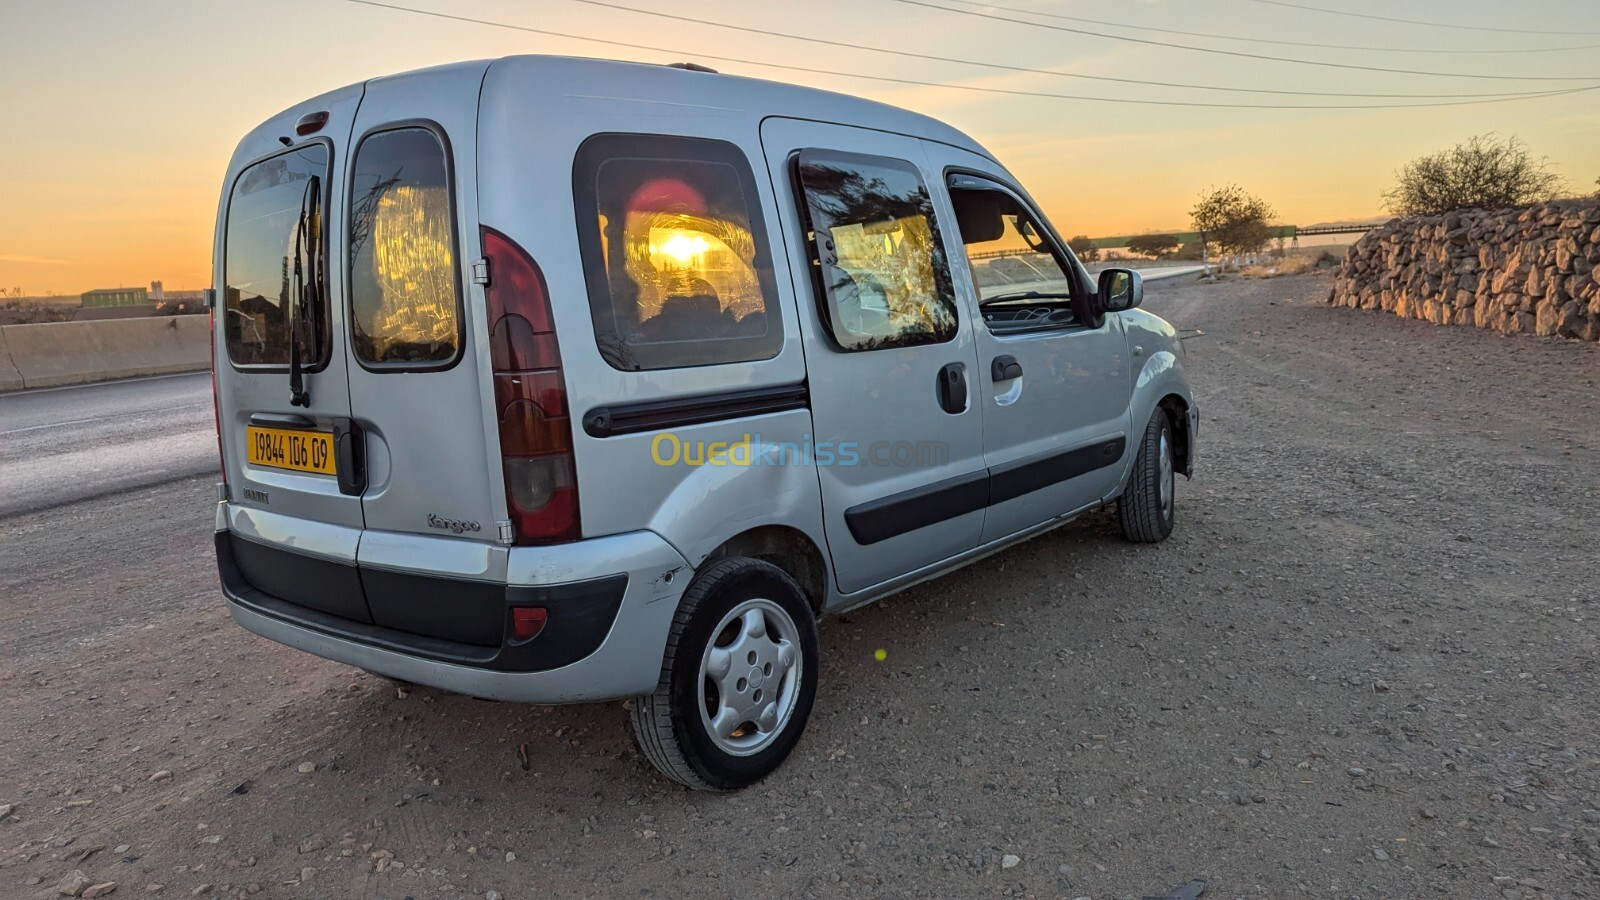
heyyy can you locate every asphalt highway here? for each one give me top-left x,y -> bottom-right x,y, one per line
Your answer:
0,371 -> 216,517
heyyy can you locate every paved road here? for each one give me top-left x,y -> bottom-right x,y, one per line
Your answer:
0,372 -> 215,517
3,275 -> 1599,899
1129,264 -> 1205,282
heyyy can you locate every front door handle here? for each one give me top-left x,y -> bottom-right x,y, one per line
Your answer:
936,362 -> 967,414
991,355 -> 1023,381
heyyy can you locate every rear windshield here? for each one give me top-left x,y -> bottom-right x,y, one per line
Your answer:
574,134 -> 783,371
348,127 -> 462,368
223,144 -> 328,367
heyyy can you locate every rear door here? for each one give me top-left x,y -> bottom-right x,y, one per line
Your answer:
216,87 -> 368,621
922,144 -> 1132,544
343,65 -> 501,551
761,119 -> 987,594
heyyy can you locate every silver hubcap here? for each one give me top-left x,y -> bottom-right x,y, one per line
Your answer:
1158,431 -> 1174,517
697,599 -> 802,757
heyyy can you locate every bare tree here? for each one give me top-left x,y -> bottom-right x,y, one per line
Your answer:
1383,134 -> 1564,216
1191,185 -> 1276,265
1068,234 -> 1101,263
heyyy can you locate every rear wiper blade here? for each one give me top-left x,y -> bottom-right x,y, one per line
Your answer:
304,176 -> 323,364
979,290 -> 1073,308
287,175 -> 319,408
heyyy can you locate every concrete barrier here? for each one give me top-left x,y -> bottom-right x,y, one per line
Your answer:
0,327 -> 25,392
1,315 -> 211,390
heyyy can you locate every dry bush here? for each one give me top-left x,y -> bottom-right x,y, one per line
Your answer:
1384,134 -> 1564,216
0,300 -> 77,326
1239,255 -> 1321,279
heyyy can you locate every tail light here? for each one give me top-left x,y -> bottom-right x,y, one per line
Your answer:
482,227 -> 580,544
209,306 -> 226,487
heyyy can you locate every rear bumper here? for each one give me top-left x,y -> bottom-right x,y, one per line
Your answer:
217,519 -> 690,703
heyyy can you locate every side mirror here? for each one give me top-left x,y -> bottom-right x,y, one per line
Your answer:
1098,267 -> 1143,312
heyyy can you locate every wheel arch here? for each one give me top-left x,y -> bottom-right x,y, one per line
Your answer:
1157,393 -> 1193,478
703,525 -> 829,617
1129,346 -> 1196,481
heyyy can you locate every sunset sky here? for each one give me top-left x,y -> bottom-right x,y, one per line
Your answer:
2,0 -> 1596,295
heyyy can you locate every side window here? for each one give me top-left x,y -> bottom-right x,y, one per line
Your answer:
348,126 -> 462,367
947,180 -> 1081,330
573,134 -> 782,371
223,143 -> 328,367
795,150 -> 958,351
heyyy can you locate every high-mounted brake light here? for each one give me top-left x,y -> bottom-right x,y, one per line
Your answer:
294,111 -> 329,136
482,227 -> 580,544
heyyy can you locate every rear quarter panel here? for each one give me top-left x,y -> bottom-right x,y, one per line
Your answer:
475,58 -> 827,575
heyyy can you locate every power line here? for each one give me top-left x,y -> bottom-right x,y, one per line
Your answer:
569,0 -> 1568,98
1241,0 -> 1600,37
888,0 -> 1600,81
930,0 -> 1600,54
336,0 -> 1600,110
566,0 -> 1554,99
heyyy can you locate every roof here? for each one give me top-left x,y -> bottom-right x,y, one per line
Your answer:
249,55 -> 990,161
473,55 -> 989,157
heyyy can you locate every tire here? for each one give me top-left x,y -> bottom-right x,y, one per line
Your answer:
630,557 -> 820,791
1118,408 -> 1176,543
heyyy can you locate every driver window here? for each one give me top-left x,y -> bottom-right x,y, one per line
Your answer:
949,187 -> 1077,315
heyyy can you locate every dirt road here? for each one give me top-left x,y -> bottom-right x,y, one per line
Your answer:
3,272 -> 1598,899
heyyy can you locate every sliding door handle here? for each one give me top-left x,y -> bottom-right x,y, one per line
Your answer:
937,362 -> 968,414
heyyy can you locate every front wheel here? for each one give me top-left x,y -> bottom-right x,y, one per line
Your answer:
1117,409 -> 1176,542
630,557 -> 819,791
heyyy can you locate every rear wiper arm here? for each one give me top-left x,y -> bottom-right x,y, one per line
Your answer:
979,290 -> 1073,308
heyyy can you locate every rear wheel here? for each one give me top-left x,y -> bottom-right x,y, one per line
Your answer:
1118,409 -> 1176,542
630,557 -> 819,791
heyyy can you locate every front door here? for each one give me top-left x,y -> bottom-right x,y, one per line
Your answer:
760,119 -> 986,594
922,146 -> 1132,544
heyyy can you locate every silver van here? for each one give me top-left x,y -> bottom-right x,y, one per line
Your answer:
210,56 -> 1197,790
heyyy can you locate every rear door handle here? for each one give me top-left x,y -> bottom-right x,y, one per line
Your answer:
991,355 -> 1023,381
937,362 -> 968,414
333,419 -> 367,497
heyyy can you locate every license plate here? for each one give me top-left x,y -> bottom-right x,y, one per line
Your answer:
246,425 -> 337,476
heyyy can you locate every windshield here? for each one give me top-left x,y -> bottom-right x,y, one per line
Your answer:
223,144 -> 328,366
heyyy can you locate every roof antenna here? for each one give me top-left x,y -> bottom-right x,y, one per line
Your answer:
278,136 -> 293,147
666,62 -> 718,74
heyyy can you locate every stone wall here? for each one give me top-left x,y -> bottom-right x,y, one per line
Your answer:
1328,201 -> 1600,342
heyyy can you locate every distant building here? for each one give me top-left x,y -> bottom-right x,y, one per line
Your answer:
81,287 -> 149,307
150,280 -> 164,300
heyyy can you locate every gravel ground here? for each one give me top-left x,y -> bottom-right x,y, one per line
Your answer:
2,271 -> 1598,899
